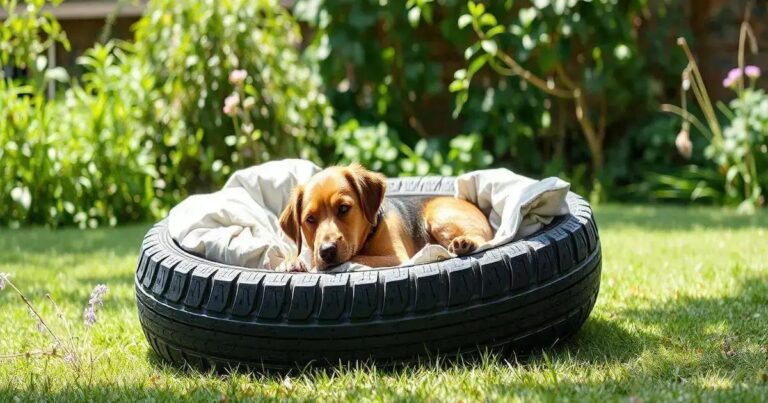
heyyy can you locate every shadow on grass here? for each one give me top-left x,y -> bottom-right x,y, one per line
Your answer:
3,274 -> 767,401
0,224 -> 150,263
516,273 -> 768,394
594,204 -> 768,231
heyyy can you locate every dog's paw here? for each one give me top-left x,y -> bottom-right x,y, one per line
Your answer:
448,235 -> 481,256
276,258 -> 308,273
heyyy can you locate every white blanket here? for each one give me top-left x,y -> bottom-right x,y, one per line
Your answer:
168,159 -> 570,272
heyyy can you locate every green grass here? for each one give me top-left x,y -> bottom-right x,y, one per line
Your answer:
1,205 -> 767,401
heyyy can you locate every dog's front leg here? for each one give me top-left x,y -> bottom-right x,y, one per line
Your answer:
349,255 -> 403,268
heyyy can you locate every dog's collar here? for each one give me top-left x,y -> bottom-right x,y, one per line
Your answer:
364,208 -> 385,245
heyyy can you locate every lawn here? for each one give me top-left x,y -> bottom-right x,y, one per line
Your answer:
1,205 -> 767,401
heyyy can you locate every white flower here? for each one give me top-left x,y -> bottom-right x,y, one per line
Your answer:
223,94 -> 240,116
675,129 -> 693,159
228,69 -> 247,85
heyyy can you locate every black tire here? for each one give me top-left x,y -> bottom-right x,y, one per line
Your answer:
135,177 -> 601,371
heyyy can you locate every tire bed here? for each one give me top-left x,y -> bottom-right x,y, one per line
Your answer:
134,176 -> 601,370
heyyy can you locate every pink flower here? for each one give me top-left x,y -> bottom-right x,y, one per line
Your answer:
228,69 -> 247,85
675,129 -> 692,159
723,68 -> 740,88
723,65 -> 761,88
745,65 -> 761,79
223,93 -> 240,116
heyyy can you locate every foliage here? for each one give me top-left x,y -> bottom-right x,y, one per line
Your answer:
0,0 -> 68,73
1,0 -> 333,227
333,119 -> 492,177
1,42 -> 161,227
451,0 -> 687,187
131,0 -> 334,193
294,0 -> 543,176
0,272 -> 109,369
297,0 -> 688,194
716,86 -> 768,207
665,25 -> 767,213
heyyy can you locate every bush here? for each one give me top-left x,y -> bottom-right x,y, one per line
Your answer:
295,0 -> 689,191
1,0 -> 333,227
132,0 -> 334,195
333,119 -> 492,177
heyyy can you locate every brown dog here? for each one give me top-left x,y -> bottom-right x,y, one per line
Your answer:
278,164 -> 493,272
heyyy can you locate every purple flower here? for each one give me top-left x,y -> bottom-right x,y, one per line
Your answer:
745,65 -> 761,79
228,69 -> 247,85
83,284 -> 108,327
223,93 -> 240,116
84,305 -> 97,326
0,272 -> 9,290
89,284 -> 108,306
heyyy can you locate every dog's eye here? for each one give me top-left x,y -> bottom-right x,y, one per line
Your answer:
338,204 -> 351,216
305,215 -> 316,224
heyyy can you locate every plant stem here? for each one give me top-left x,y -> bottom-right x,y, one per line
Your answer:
5,280 -> 80,370
660,104 -> 712,139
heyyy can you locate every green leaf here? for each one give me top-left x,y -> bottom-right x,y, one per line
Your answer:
485,25 -> 506,39
519,7 -> 537,27
44,67 -> 69,83
479,13 -> 497,27
468,1 -> 485,17
467,54 -> 488,78
449,79 -> 466,92
481,40 -> 498,56
458,14 -> 472,29
408,7 -> 421,27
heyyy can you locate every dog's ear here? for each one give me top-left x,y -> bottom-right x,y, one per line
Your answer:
344,163 -> 386,225
279,185 -> 304,254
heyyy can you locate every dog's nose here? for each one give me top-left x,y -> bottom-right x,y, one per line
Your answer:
319,242 -> 337,264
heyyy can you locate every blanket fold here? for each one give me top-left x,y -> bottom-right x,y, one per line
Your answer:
168,159 -> 570,272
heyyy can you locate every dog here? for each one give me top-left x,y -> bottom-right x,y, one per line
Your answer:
278,164 -> 493,272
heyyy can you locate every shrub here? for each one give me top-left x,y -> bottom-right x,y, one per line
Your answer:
1,0 -> 334,227
295,0 -> 688,191
131,0 -> 334,195
665,25 -> 768,212
333,119 -> 492,177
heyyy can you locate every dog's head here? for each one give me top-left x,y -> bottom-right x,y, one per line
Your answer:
279,164 -> 386,271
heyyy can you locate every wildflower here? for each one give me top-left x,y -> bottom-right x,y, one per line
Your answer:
0,272 -> 9,290
723,68 -> 740,88
83,284 -> 108,327
84,305 -> 97,326
228,69 -> 247,85
28,307 -> 45,333
223,93 -> 240,116
89,284 -> 108,306
745,65 -> 761,79
675,128 -> 693,159
724,66 -> 761,88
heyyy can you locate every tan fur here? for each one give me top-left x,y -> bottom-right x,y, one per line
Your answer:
278,164 -> 493,272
